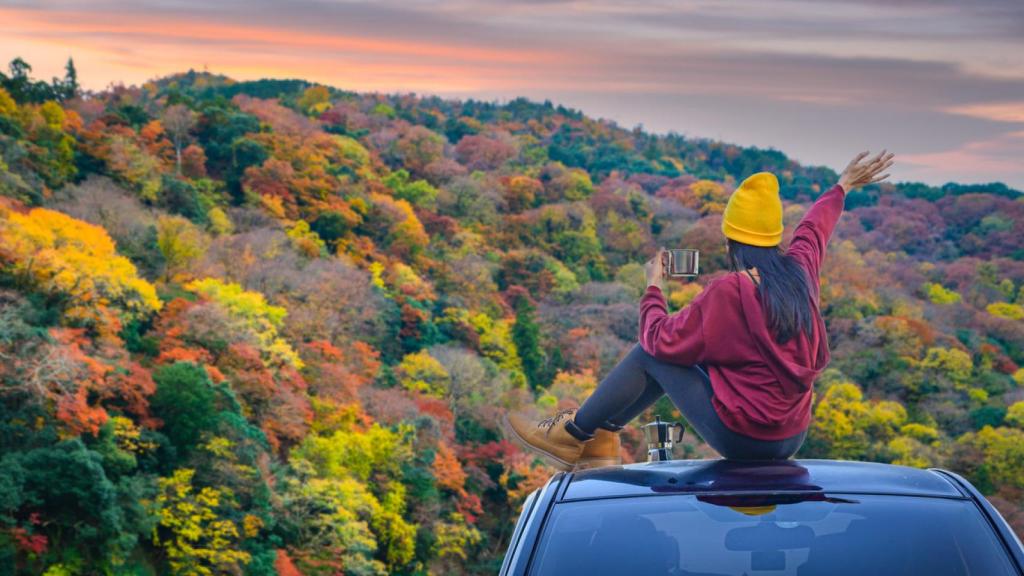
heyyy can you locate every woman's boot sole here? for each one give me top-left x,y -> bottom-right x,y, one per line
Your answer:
575,457 -> 622,470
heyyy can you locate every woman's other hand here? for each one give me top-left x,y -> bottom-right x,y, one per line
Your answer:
838,150 -> 895,192
645,247 -> 668,290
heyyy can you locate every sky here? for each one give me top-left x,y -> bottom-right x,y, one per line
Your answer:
2,0 -> 1023,189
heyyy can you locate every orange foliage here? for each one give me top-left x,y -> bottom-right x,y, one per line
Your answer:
433,442 -> 467,493
301,340 -> 380,404
48,328 -> 111,436
96,361 -> 159,428
274,550 -> 304,576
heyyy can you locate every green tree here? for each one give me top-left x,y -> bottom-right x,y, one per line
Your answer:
150,363 -> 221,458
511,290 -> 545,389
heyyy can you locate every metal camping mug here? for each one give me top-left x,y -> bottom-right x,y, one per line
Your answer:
664,249 -> 700,278
642,415 -> 685,462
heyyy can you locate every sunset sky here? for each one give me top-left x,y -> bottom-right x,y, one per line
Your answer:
3,0 -> 1023,188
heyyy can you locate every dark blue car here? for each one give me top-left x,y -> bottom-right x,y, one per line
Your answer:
499,459 -> 1024,575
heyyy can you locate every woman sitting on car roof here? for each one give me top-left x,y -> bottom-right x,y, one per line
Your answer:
506,150 -> 895,469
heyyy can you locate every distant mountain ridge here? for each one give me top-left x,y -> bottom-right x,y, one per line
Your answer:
156,69 -> 1022,203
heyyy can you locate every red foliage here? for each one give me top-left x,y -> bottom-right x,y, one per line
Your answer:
456,491 -> 483,524
181,144 -> 208,179
455,133 -> 517,171
460,439 -> 521,465
46,329 -> 111,436
96,361 -> 159,428
151,298 -> 215,366
415,396 -> 455,428
243,159 -> 297,210
219,343 -> 277,405
301,340 -> 380,404
10,527 -> 48,555
274,549 -> 305,576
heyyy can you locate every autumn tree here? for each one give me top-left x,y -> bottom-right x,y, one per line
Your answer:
162,104 -> 197,175
157,215 -> 208,282
152,468 -> 251,575
0,206 -> 162,333
510,288 -> 545,389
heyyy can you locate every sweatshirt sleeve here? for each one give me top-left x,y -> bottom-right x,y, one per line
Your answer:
786,183 -> 846,294
638,284 -> 706,365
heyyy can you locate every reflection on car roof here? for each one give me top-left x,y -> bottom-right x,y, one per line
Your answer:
562,459 -> 964,502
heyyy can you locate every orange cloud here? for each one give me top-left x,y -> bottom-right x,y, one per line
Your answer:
0,6 -> 566,93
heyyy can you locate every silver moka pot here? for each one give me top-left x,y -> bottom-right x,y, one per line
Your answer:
642,415 -> 684,462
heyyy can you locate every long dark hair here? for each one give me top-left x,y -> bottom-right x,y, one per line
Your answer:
727,239 -> 814,344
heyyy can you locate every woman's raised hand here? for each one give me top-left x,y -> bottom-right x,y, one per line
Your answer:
838,150 -> 895,192
645,247 -> 668,289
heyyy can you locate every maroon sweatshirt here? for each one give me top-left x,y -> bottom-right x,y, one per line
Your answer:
638,184 -> 845,440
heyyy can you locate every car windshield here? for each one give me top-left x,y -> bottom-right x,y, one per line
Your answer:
528,494 -> 1016,576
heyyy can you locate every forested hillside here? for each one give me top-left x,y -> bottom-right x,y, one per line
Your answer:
1,58 -> 1023,575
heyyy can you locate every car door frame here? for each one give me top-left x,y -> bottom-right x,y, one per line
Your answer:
499,472 -> 567,576
932,468 -> 1024,574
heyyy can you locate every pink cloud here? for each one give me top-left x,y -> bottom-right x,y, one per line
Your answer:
944,102 -> 1024,123
900,131 -> 1024,183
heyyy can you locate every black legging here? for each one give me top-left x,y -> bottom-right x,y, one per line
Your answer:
573,343 -> 806,460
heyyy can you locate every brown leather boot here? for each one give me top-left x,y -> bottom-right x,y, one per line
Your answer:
504,408 -> 586,471
576,427 -> 622,469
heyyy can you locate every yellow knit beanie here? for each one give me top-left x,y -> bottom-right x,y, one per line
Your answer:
721,172 -> 783,247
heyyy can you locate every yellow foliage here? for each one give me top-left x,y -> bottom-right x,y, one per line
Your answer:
433,513 -> 482,561
242,514 -> 263,538
888,436 -> 936,469
294,422 -> 413,482
157,215 -> 207,281
332,134 -> 371,170
39,101 -> 65,128
467,311 -> 527,387
967,387 -> 988,405
919,347 -> 973,385
0,87 -> 15,116
0,207 -> 162,330
811,381 -> 907,459
689,180 -> 729,215
899,422 -> 940,444
286,220 -> 325,258
922,282 -> 961,305
369,261 -> 387,291
289,423 -> 418,571
112,416 -> 157,454
389,261 -> 436,301
396,350 -> 450,396
206,207 -> 233,236
613,262 -> 645,297
987,301 -> 1024,321
545,370 -> 597,408
259,193 -> 287,219
957,426 -> 1024,490
1006,402 -> 1024,429
372,483 -> 417,569
669,283 -> 704,309
152,468 -> 250,575
298,85 -> 330,113
185,278 -> 302,368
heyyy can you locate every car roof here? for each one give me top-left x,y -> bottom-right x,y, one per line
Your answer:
561,459 -> 965,501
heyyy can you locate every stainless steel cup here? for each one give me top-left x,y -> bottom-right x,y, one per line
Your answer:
666,249 -> 700,277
